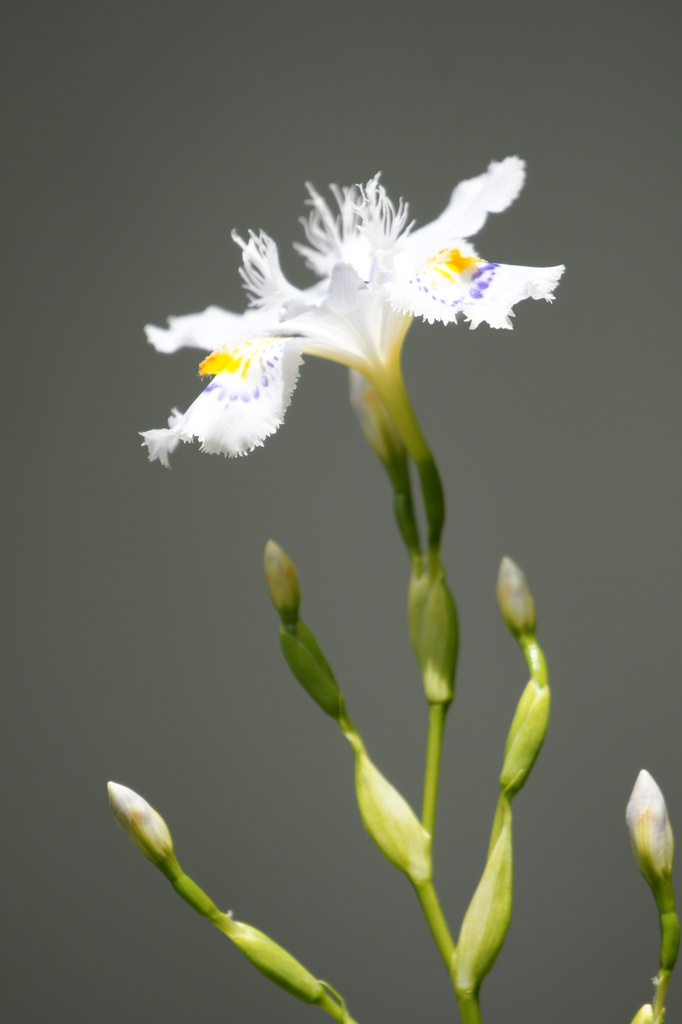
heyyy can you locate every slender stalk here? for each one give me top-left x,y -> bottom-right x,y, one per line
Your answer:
522,639 -> 547,688
318,989 -> 362,1024
417,455 -> 445,558
652,969 -> 670,1023
413,878 -> 457,973
422,703 -> 448,838
456,991 -> 484,1024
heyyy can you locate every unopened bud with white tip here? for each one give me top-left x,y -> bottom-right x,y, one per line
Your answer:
626,770 -> 674,901
107,782 -> 179,880
496,557 -> 536,638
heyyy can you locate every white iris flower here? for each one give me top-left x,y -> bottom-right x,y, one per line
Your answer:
142,158 -> 564,466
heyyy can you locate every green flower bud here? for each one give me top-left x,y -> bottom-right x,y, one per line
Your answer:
626,770 -> 675,909
408,570 -> 458,705
279,620 -> 342,719
349,370 -> 407,484
496,557 -> 536,638
354,750 -> 431,883
629,1006 -> 654,1024
221,918 -> 324,1004
107,782 -> 180,880
499,679 -> 550,795
453,801 -> 513,996
264,540 -> 300,626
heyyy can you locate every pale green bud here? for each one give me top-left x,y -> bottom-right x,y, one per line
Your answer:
355,750 -> 431,883
279,619 -> 342,719
629,1005 -> 654,1024
496,557 -> 536,638
626,770 -> 675,906
264,540 -> 300,626
499,679 -> 550,795
408,570 -> 458,705
349,370 -> 407,480
107,782 -> 180,880
222,919 -> 324,1004
453,801 -> 513,996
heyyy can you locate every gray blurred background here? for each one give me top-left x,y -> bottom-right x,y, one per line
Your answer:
3,2 -> 681,1021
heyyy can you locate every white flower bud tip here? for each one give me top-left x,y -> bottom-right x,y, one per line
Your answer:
496,556 -> 536,636
107,782 -> 175,867
626,770 -> 674,886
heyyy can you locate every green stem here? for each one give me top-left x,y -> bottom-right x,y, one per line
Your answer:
456,991 -> 484,1024
318,989 -> 362,1024
413,878 -> 457,974
416,454 -> 445,558
422,703 -> 447,838
652,969 -> 670,1023
393,483 -> 422,561
521,638 -> 547,688
373,362 -> 431,466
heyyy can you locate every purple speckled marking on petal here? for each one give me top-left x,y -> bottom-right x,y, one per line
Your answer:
241,393 -> 251,403
469,288 -> 484,299
230,393 -> 239,402
261,374 -> 269,387
205,382 -> 218,393
472,262 -> 499,281
252,388 -> 260,400
267,360 -> 274,368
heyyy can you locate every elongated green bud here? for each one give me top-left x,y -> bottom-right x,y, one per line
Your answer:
626,770 -> 675,911
264,542 -> 343,719
408,569 -> 458,705
107,782 -> 181,881
219,917 -> 324,1003
264,540 -> 301,626
279,620 -> 343,719
354,749 -> 431,883
500,679 -> 550,795
496,556 -> 536,639
452,801 -> 513,996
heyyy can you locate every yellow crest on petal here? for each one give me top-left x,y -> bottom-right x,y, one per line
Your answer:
425,247 -> 481,280
199,349 -> 243,376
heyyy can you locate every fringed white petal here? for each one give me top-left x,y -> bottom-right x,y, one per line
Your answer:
145,305 -> 278,355
356,175 -> 414,256
294,181 -> 373,281
232,230 -> 303,310
402,158 -> 527,270
387,257 -> 565,329
141,336 -> 303,465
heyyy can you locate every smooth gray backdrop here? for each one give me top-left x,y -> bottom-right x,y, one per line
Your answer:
3,2 -> 681,1022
